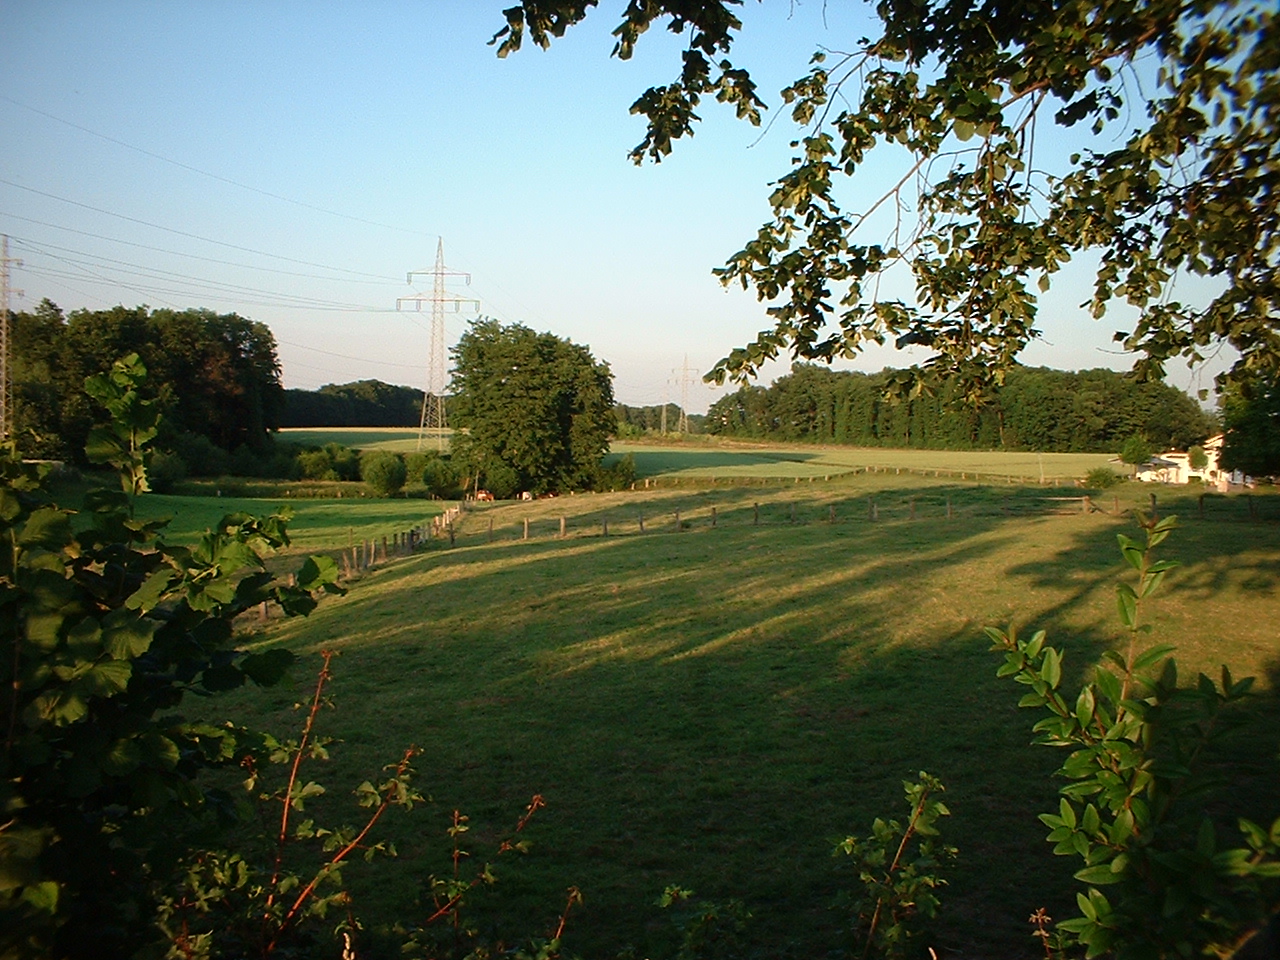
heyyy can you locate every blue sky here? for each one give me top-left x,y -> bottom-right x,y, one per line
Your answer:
1,2 -> 1225,413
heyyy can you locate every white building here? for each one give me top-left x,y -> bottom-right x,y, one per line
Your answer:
1128,435 -> 1251,489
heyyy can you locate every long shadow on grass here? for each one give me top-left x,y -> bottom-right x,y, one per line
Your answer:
254,491 -> 1157,960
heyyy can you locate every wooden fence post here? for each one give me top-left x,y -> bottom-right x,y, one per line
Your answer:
946,497 -> 952,520
488,517 -> 494,542
674,509 -> 681,531
789,502 -> 796,524
602,519 -> 608,536
753,502 -> 759,526
559,516 -> 566,539
523,518 -> 529,540
710,507 -> 717,528
638,514 -> 645,533
828,504 -> 835,524
1083,496 -> 1092,515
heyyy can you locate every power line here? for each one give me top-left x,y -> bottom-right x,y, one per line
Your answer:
1,236 -> 23,442
0,177 -> 394,280
397,238 -> 479,451
0,211 -> 400,284
14,237 -> 388,311
1,94 -> 435,240
275,338 -> 427,370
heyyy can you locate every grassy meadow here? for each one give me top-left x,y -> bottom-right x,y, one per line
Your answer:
278,426 -> 444,453
609,441 -> 1115,483
274,428 -> 1116,484
204,468 -> 1280,959
134,492 -> 446,553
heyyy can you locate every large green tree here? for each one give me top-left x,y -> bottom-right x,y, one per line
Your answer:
11,301 -> 283,461
494,1 -> 1279,396
1219,374 -> 1280,476
449,319 -> 616,497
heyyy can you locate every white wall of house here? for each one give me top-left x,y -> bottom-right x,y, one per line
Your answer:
1128,435 -> 1252,489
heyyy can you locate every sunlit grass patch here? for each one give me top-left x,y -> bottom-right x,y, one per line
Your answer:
209,475 -> 1278,958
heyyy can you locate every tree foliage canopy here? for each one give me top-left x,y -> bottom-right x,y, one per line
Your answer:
280,379 -> 428,428
12,300 -> 283,461
707,363 -> 1213,451
449,319 -> 616,496
1219,374 -> 1280,476
495,1 -> 1280,397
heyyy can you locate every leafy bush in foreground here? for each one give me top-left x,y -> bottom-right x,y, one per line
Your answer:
0,355 -> 342,958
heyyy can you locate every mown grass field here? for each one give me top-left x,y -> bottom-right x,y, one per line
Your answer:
135,492 -> 446,553
275,429 -> 1116,483
609,441 -> 1115,483
207,469 -> 1280,960
278,426 -> 446,453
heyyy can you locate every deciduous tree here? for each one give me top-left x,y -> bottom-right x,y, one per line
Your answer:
449,319 -> 615,496
495,1 -> 1280,397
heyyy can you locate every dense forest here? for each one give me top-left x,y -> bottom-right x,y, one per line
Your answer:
11,300 -> 282,464
613,402 -> 705,436
707,365 -> 1215,453
280,380 -> 427,427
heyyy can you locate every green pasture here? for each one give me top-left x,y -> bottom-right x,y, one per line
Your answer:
135,492 -> 446,553
609,440 -> 1116,482
276,429 -> 1115,482
277,426 -> 448,453
211,472 -> 1279,959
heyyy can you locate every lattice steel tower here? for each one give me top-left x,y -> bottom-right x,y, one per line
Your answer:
0,236 -> 23,445
396,238 -> 477,450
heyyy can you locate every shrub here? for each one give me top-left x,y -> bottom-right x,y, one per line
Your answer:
147,448 -> 187,492
361,450 -> 407,497
297,448 -> 334,480
1085,466 -> 1122,489
600,452 -> 637,491
988,515 -> 1280,957
324,442 -> 361,481
169,430 -> 229,477
0,354 -> 342,958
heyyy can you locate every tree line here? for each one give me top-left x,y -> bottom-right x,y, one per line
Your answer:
706,364 -> 1215,453
11,300 -> 282,465
281,380 -> 428,427
613,403 -> 705,437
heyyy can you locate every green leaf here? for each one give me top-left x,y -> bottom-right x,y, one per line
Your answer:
85,659 -> 132,695
1075,865 -> 1123,885
1131,644 -> 1176,672
1115,584 -> 1137,628
18,506 -> 71,549
102,613 -> 158,659
239,648 -> 295,687
20,881 -> 60,914
125,568 -> 176,613
1039,647 -> 1062,688
296,554 -> 340,592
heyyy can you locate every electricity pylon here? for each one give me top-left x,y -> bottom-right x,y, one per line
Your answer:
0,236 -> 23,444
396,238 -> 478,451
674,355 -> 694,434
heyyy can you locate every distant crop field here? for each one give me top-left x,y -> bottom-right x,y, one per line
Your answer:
277,427 -> 448,452
610,440 -> 1116,482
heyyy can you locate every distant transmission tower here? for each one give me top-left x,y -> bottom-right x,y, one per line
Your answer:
396,238 -> 478,451
0,236 -> 23,445
674,355 -> 694,434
